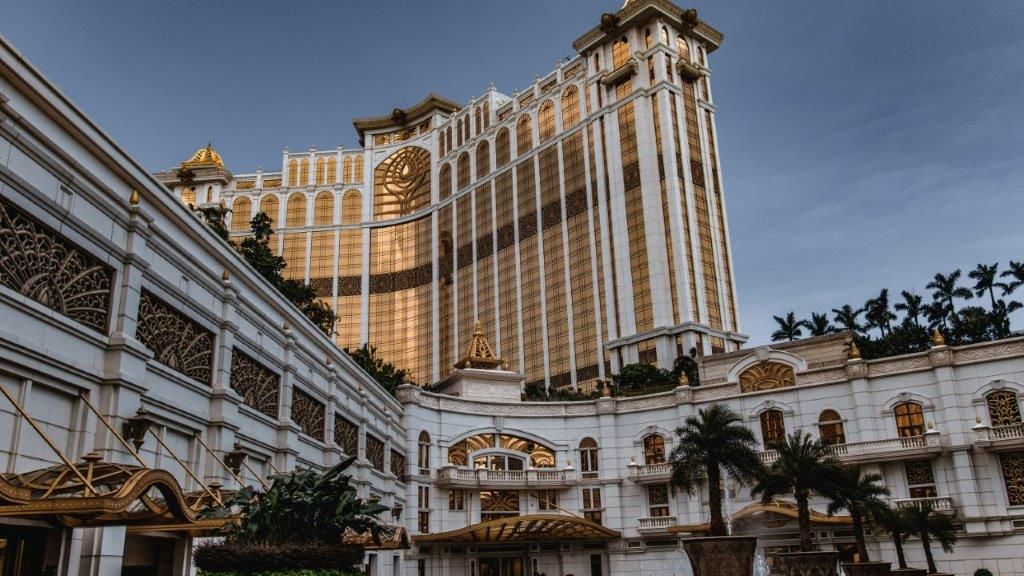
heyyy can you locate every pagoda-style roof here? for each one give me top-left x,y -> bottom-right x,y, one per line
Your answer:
181,144 -> 225,169
454,321 -> 503,370
352,94 -> 461,138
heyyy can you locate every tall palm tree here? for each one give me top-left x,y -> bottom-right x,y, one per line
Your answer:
668,404 -> 763,536
923,300 -> 950,331
772,311 -> 804,342
752,432 -> 844,551
873,507 -> 912,570
827,467 -> 890,562
903,503 -> 957,574
864,288 -> 896,337
968,263 -> 1008,311
926,270 -> 973,324
832,304 -> 866,334
803,312 -> 835,337
1002,260 -> 1024,293
894,290 -> 924,327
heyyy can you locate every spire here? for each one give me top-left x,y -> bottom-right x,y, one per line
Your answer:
454,320 -> 504,370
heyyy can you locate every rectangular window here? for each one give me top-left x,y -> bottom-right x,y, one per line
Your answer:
418,510 -> 430,534
448,489 -> 465,511
582,487 -> 603,524
418,485 -> 430,508
904,460 -> 937,499
537,489 -> 558,511
648,484 -> 670,517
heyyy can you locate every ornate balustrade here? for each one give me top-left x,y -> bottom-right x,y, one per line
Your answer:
760,433 -> 942,466
637,515 -> 677,532
627,462 -> 672,484
892,496 -> 955,515
975,423 -> 1024,451
435,466 -> 578,488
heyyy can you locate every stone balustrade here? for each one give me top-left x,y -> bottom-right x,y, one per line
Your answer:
637,515 -> 677,532
892,496 -> 956,515
760,433 -> 942,465
435,466 -> 578,488
627,462 -> 672,483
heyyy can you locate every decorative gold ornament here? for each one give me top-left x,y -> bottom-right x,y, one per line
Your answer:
290,387 -> 325,441
848,341 -> 861,359
986,390 -> 1023,427
181,144 -> 224,169
739,362 -> 795,393
129,190 -> 140,205
136,290 -> 214,384
932,329 -> 946,347
229,348 -> 280,418
455,320 -> 504,370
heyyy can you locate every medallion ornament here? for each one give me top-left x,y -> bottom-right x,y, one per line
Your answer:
738,362 -> 795,393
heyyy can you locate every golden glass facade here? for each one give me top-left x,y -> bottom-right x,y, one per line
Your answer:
213,7 -> 742,387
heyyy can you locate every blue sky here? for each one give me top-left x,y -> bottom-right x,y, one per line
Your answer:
3,0 -> 1023,345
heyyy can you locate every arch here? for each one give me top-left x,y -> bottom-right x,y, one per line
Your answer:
612,35 -> 631,69
986,389 -> 1023,427
642,434 -> 665,465
645,28 -> 653,50
447,431 -> 556,469
579,437 -> 599,478
516,114 -> 533,156
259,194 -> 279,225
299,159 -> 310,186
313,191 -> 333,226
180,186 -> 196,206
456,152 -> 471,190
327,157 -> 337,183
483,101 -> 490,129
495,128 -> 511,168
438,133 -> 446,158
353,155 -> 364,182
315,157 -> 325,184
231,197 -> 252,231
760,409 -> 786,448
474,107 -> 483,136
475,140 -> 490,179
538,100 -> 556,142
661,26 -> 670,46
342,157 -> 353,182
817,409 -> 846,445
738,362 -> 795,394
205,186 -> 214,204
288,159 -> 298,187
561,86 -> 580,130
285,193 -> 307,227
341,190 -> 362,224
373,147 -> 431,220
727,348 -> 807,382
747,399 -> 796,420
457,118 -> 464,147
881,392 -> 935,414
593,53 -> 601,71
446,126 -> 453,152
893,402 -> 925,438
439,163 -> 453,201
677,35 -> 690,62
463,115 -> 470,142
971,379 -> 1024,404
418,431 -> 431,472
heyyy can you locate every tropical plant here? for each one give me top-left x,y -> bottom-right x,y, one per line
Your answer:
345,343 -> 412,395
926,269 -> 973,325
752,431 -> 844,551
969,263 -> 1008,310
894,290 -> 925,328
1002,260 -> 1024,293
903,502 -> 957,575
771,311 -> 804,342
832,304 -> 866,334
853,324 -> 930,360
803,312 -> 835,337
864,288 -> 896,337
873,506 -> 912,570
193,202 -> 232,241
826,467 -> 890,562
612,362 -> 676,392
668,404 -> 763,536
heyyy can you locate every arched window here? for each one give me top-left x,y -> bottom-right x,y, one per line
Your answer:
516,114 -> 533,156
259,195 -> 279,225
818,410 -> 846,446
643,434 -> 665,465
463,116 -> 470,142
593,53 -> 601,71
645,28 -> 653,50
439,163 -> 452,201
327,157 -> 337,183
495,128 -> 511,168
299,159 -> 310,186
894,402 -> 925,438
457,152 -> 471,190
438,134 -> 446,158
475,141 -> 490,179
661,26 -> 670,45
446,126 -> 453,152
986,390 -> 1023,427
286,194 -> 307,227
483,101 -> 490,129
457,119 -> 464,147
475,107 -> 482,136
677,36 -> 690,63
342,157 -> 353,182
418,431 -> 431,473
561,86 -> 580,130
538,101 -> 555,142
612,35 -> 630,69
580,437 -> 599,479
313,191 -> 333,226
760,409 -> 785,449
373,147 -> 432,220
315,157 -> 325,184
205,186 -> 214,204
231,197 -> 252,231
180,187 -> 196,206
353,155 -> 364,183
288,159 -> 298,187
341,190 -> 361,224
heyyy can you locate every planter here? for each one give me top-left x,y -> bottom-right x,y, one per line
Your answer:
774,551 -> 839,576
681,536 -> 758,576
890,570 -> 927,576
841,562 -> 891,576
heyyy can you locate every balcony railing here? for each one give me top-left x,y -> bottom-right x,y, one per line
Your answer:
627,462 -> 672,483
637,515 -> 677,532
436,466 -> 578,488
760,433 -> 941,465
975,423 -> 1024,450
892,496 -> 955,515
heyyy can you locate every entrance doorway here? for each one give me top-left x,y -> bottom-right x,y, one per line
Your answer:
478,557 -> 524,576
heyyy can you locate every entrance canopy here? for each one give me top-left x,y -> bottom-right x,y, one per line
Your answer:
414,514 -> 620,544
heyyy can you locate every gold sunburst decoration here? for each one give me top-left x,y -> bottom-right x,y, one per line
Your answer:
738,362 -> 795,393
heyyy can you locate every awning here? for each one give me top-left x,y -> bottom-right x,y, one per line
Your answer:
413,514 -> 620,544
668,500 -> 852,533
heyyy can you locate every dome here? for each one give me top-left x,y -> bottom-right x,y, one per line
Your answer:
181,144 -> 224,169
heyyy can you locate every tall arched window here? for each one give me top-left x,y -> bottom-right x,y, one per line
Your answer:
342,157 -> 353,182
286,194 -> 307,227
299,159 -> 310,186
205,186 -> 214,204
373,147 -> 432,220
457,119 -> 464,147
446,127 -> 453,152
561,86 -> 580,130
259,195 -> 279,225
538,101 -> 555,142
580,438 -> 599,479
677,36 -> 690,63
516,114 -> 533,156
457,152 -> 471,190
463,116 -> 470,142
288,160 -> 298,187
315,157 -> 325,184
438,134 -> 446,158
313,191 -> 333,226
986,390 -> 1022,427
327,157 -> 337,183
894,402 -> 925,438
341,190 -> 361,224
643,434 -> 665,465
645,28 -> 653,50
483,101 -> 490,129
231,197 -> 252,231
760,409 -> 785,449
181,187 -> 196,206
418,431 -> 431,474
353,155 -> 364,182
439,164 -> 452,201
495,128 -> 511,168
818,410 -> 846,446
612,35 -> 630,69
475,141 -> 490,179
474,107 -> 482,136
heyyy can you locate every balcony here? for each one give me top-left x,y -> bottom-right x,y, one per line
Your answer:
892,496 -> 956,515
627,462 -> 672,484
760,433 -> 942,466
435,466 -> 578,488
637,515 -> 677,533
974,423 -> 1024,451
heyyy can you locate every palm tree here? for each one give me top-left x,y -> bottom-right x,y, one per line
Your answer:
873,506 -> 912,570
827,467 -> 890,562
864,289 -> 896,337
752,432 -> 844,551
832,304 -> 866,334
894,290 -> 925,327
1002,260 -> 1024,293
923,300 -> 950,331
668,404 -> 763,536
968,263 -> 1008,311
772,311 -> 804,342
903,503 -> 957,574
803,312 -> 835,337
926,269 -> 973,324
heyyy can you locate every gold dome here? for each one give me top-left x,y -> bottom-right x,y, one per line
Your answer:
181,144 -> 224,169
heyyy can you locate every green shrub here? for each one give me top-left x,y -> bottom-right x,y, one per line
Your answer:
974,569 -> 994,576
194,542 -> 363,574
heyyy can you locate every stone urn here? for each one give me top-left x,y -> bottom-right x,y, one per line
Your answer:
841,562 -> 891,576
774,551 -> 839,576
890,569 -> 927,576
682,536 -> 758,576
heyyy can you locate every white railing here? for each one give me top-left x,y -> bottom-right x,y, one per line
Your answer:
892,496 -> 955,513
638,515 -> 677,531
760,434 -> 940,465
436,467 -> 577,486
985,423 -> 1024,441
628,462 -> 672,481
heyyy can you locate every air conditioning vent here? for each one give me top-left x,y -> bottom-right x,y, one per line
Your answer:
625,540 -> 643,551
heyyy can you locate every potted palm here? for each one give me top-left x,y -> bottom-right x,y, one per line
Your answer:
752,431 -> 843,576
668,404 -> 763,576
829,467 -> 891,575
873,507 -> 925,576
903,503 -> 957,575
195,456 -> 387,576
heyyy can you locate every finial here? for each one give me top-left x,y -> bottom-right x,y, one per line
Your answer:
489,81 -> 495,90
678,370 -> 689,386
849,341 -> 861,360
129,190 -> 140,206
474,319 -> 484,335
976,414 -> 982,424
282,320 -> 290,332
931,329 -> 945,347
221,269 -> 230,282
